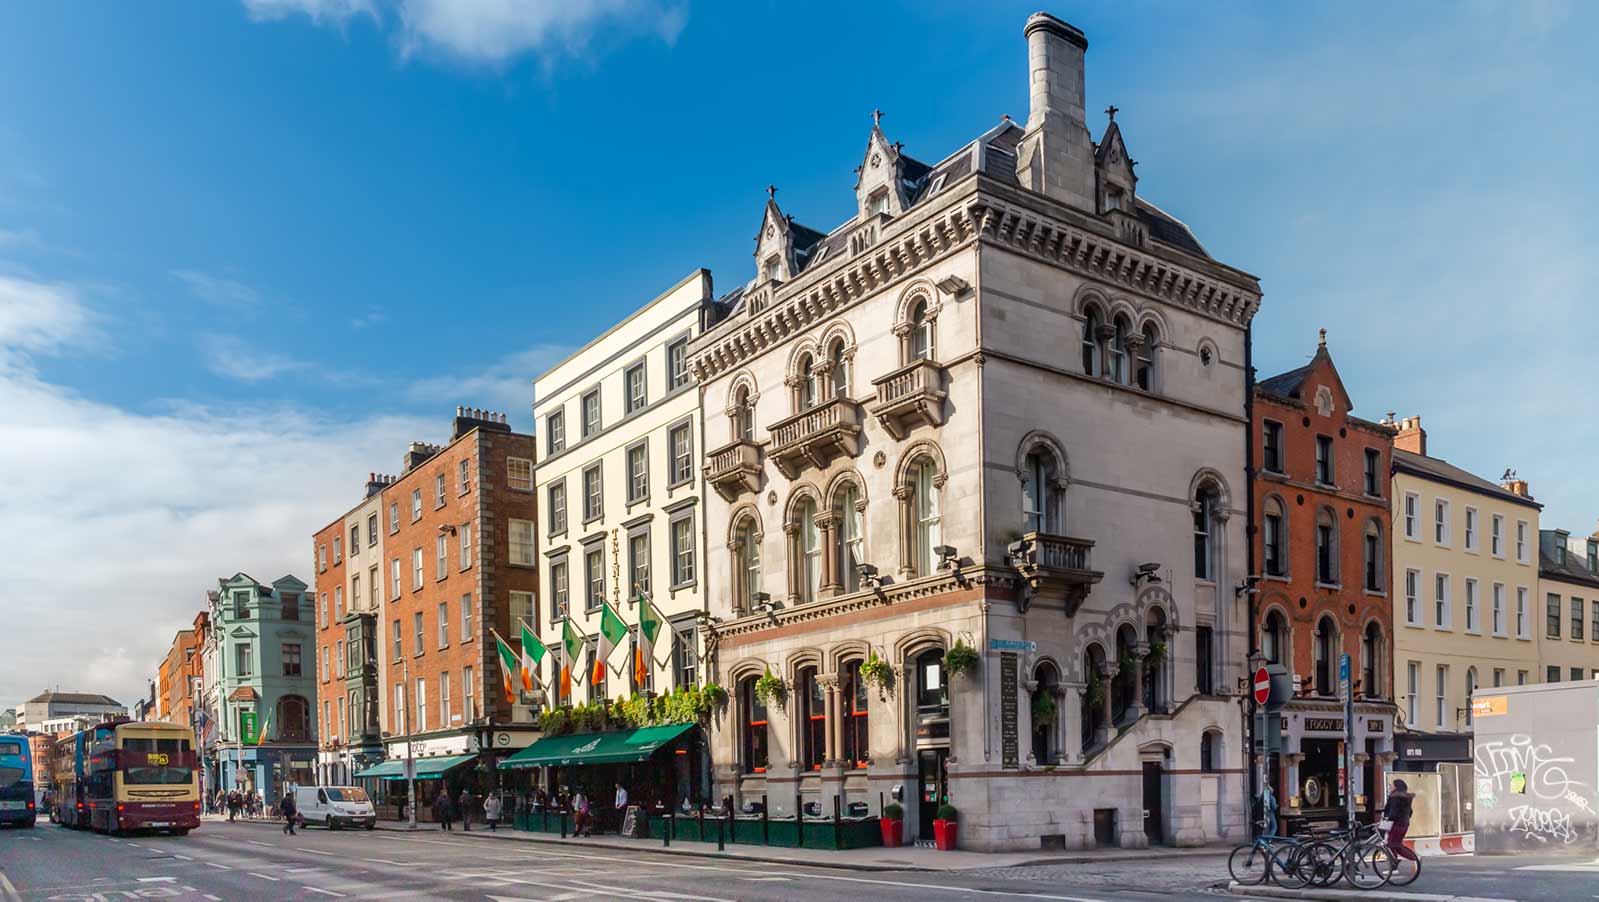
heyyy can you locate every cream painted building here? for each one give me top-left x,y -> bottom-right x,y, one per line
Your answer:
690,13 -> 1260,851
1536,526 -> 1599,683
532,270 -> 718,716
1388,417 -> 1542,740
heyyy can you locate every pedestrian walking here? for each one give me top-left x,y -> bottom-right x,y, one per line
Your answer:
227,789 -> 239,822
432,791 -> 454,831
458,787 -> 473,831
280,790 -> 298,835
483,793 -> 502,832
1383,779 -> 1418,861
571,790 -> 591,837
1259,783 -> 1278,837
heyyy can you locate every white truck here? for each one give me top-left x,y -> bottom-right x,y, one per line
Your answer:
293,785 -> 377,830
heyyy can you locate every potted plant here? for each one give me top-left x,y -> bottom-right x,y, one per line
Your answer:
1146,640 -> 1167,666
753,667 -> 786,708
933,803 -> 958,850
1032,690 -> 1057,727
1085,673 -> 1106,708
944,641 -> 979,679
860,653 -> 892,696
879,802 -> 904,847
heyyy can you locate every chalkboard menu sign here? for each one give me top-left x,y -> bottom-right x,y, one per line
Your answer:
621,805 -> 645,838
1001,651 -> 1019,768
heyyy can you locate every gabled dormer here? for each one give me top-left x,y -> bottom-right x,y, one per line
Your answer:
854,111 -> 910,220
1094,108 -> 1137,215
752,190 -> 795,285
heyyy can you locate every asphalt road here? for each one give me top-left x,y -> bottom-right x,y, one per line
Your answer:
0,819 -> 1225,902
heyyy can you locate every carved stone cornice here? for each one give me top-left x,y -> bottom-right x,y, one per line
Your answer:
717,569 -> 1007,642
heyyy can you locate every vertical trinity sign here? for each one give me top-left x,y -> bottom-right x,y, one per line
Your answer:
1001,652 -> 1019,768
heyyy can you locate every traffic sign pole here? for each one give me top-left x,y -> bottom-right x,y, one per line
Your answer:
1340,653 -> 1355,828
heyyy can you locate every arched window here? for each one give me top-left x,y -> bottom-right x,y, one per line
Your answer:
1144,608 -> 1168,713
841,659 -> 869,768
1031,662 -> 1060,765
277,695 -> 310,742
735,518 -> 761,612
1362,622 -> 1382,699
1262,610 -> 1288,666
836,485 -> 863,593
1364,520 -> 1383,591
1109,315 -> 1131,384
1081,308 -> 1103,376
1263,497 -> 1286,578
1465,667 -> 1478,727
739,675 -> 769,773
1315,508 -> 1338,585
1021,451 -> 1058,534
1113,624 -> 1138,723
829,341 -> 850,399
912,461 -> 941,577
915,648 -> 948,718
1193,485 -> 1220,581
1082,644 -> 1106,752
733,385 -> 754,442
1313,616 -> 1337,696
1135,323 -> 1158,391
799,666 -> 825,769
797,354 -> 818,410
910,301 -> 933,362
1200,731 -> 1219,773
798,498 -> 820,603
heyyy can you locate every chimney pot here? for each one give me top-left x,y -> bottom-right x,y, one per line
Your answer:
1017,12 -> 1096,210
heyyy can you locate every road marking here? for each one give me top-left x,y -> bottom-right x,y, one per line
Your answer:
0,868 -> 20,902
249,873 -> 281,881
204,895 -> 223,901
296,847 -> 336,856
287,866 -> 322,873
486,875 -> 727,901
361,858 -> 417,866
173,854 -> 193,860
740,877 -> 792,882
248,839 -> 275,847
303,888 -> 346,897
205,862 -> 232,870
125,842 -> 143,848
138,877 -> 177,883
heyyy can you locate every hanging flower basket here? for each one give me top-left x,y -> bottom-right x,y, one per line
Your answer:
1032,690 -> 1058,726
860,653 -> 892,694
1146,641 -> 1168,666
753,668 -> 787,708
1085,673 -> 1106,707
944,640 -> 980,679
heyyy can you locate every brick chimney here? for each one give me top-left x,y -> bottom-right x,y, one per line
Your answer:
1016,12 -> 1096,211
1500,478 -> 1532,499
1392,415 -> 1426,455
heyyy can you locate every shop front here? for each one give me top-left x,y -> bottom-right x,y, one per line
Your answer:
355,753 -> 477,820
1274,699 -> 1396,830
498,723 -> 707,831
216,744 -> 317,802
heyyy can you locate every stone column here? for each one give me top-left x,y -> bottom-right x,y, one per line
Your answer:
1097,662 -> 1116,747
783,522 -> 801,605
727,539 -> 745,613
1284,752 -> 1305,812
816,511 -> 841,595
1061,682 -> 1085,764
893,485 -> 915,577
1352,752 -> 1370,813
1126,642 -> 1149,721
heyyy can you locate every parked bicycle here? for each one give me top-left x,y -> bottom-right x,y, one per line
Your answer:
1293,822 -> 1398,889
1228,822 -> 1314,889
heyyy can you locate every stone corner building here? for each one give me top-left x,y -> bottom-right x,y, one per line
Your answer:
688,12 -> 1261,850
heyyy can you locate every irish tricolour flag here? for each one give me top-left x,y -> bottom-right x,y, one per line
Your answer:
634,589 -> 663,688
595,599 -> 628,686
518,619 -> 547,694
494,630 -> 520,704
561,617 -> 586,699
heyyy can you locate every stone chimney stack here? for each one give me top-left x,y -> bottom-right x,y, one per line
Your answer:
1016,12 -> 1096,211
1393,415 -> 1427,456
1501,478 -> 1532,499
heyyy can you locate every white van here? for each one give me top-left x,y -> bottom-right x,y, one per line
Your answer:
293,786 -> 376,830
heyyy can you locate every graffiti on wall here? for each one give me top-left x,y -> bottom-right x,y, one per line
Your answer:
1475,734 -> 1593,847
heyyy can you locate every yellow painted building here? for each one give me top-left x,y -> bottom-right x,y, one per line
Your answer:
1386,417 -> 1542,738
1536,526 -> 1599,684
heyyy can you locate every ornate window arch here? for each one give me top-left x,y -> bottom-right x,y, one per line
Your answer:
784,486 -> 824,604
1362,619 -> 1384,700
1263,494 -> 1289,578
1313,615 -> 1339,695
1080,302 -> 1106,376
1134,316 -> 1162,392
276,694 -> 311,742
786,340 -> 821,412
1363,518 -> 1384,592
1031,659 -> 1061,765
817,321 -> 857,402
1200,729 -> 1223,773
824,470 -> 868,594
1081,642 -> 1110,752
728,504 -> 764,614
840,656 -> 870,768
894,442 -> 947,578
894,282 -> 940,364
1190,472 -> 1230,582
1016,431 -> 1070,534
1261,603 -> 1292,669
1315,506 -> 1339,585
725,373 -> 759,443
1109,312 -> 1133,384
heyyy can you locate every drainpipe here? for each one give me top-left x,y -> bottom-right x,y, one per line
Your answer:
1243,322 -> 1259,834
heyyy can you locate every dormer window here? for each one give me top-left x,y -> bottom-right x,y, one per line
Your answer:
762,256 -> 780,283
869,190 -> 890,217
1104,187 -> 1122,212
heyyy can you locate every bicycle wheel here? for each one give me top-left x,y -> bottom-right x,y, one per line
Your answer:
1346,843 -> 1397,889
1229,844 -> 1269,885
1387,849 -> 1421,886
1270,843 -> 1311,889
1298,842 -> 1342,887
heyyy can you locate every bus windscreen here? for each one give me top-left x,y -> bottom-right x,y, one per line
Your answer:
121,737 -> 194,786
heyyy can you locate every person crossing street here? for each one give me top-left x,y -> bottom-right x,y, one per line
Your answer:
280,790 -> 298,835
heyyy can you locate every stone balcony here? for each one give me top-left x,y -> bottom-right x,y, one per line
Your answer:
1007,531 -> 1104,617
766,398 -> 863,479
868,358 -> 947,440
704,439 -> 762,501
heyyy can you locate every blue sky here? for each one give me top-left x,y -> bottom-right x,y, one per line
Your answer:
1,1 -> 1594,710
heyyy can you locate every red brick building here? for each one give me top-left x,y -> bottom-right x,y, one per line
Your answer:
1251,332 -> 1397,825
157,612 -> 207,728
343,408 -> 539,811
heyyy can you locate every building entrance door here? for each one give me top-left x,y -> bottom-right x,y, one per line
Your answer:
1142,761 -> 1165,844
917,748 -> 948,841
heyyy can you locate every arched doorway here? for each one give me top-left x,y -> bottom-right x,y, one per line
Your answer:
1031,661 -> 1060,765
912,647 -> 949,842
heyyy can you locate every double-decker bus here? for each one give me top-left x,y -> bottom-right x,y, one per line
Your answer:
50,722 -> 114,828
0,733 -> 37,828
81,721 -> 200,835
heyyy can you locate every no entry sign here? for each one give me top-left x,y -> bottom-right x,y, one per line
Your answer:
1253,666 -> 1271,705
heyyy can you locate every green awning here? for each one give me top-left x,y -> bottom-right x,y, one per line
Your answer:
498,723 -> 694,770
356,753 -> 477,781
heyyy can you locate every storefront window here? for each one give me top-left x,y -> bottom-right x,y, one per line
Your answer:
740,676 -> 768,774
842,660 -> 869,768
800,667 -> 825,770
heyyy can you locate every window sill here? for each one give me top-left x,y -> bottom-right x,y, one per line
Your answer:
1403,535 -> 1422,544
1433,625 -> 1453,632
507,561 -> 536,570
1364,589 -> 1386,598
1263,573 -> 1289,583
1403,620 -> 1426,629
666,477 -> 694,492
1315,582 -> 1341,591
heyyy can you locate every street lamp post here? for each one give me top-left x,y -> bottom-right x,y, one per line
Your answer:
401,656 -> 416,831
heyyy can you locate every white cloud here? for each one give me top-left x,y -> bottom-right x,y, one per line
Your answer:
349,306 -> 387,329
199,334 -> 312,382
0,275 -> 431,711
406,342 -> 571,421
171,269 -> 260,310
241,0 -> 686,66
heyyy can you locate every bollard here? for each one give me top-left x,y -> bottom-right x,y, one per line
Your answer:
833,795 -> 842,850
698,802 -> 705,843
717,812 -> 725,851
761,793 -> 769,846
726,804 -> 735,847
559,806 -> 567,839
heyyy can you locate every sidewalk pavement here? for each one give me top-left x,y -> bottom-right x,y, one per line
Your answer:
203,813 -> 1231,872
1227,882 -> 1509,902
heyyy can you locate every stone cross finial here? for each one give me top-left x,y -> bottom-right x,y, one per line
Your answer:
1318,327 -> 1327,348
766,185 -> 777,200
871,108 -> 884,127
1105,105 -> 1119,121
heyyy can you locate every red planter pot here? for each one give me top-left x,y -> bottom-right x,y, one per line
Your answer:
879,817 -> 903,847
933,818 -> 957,850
